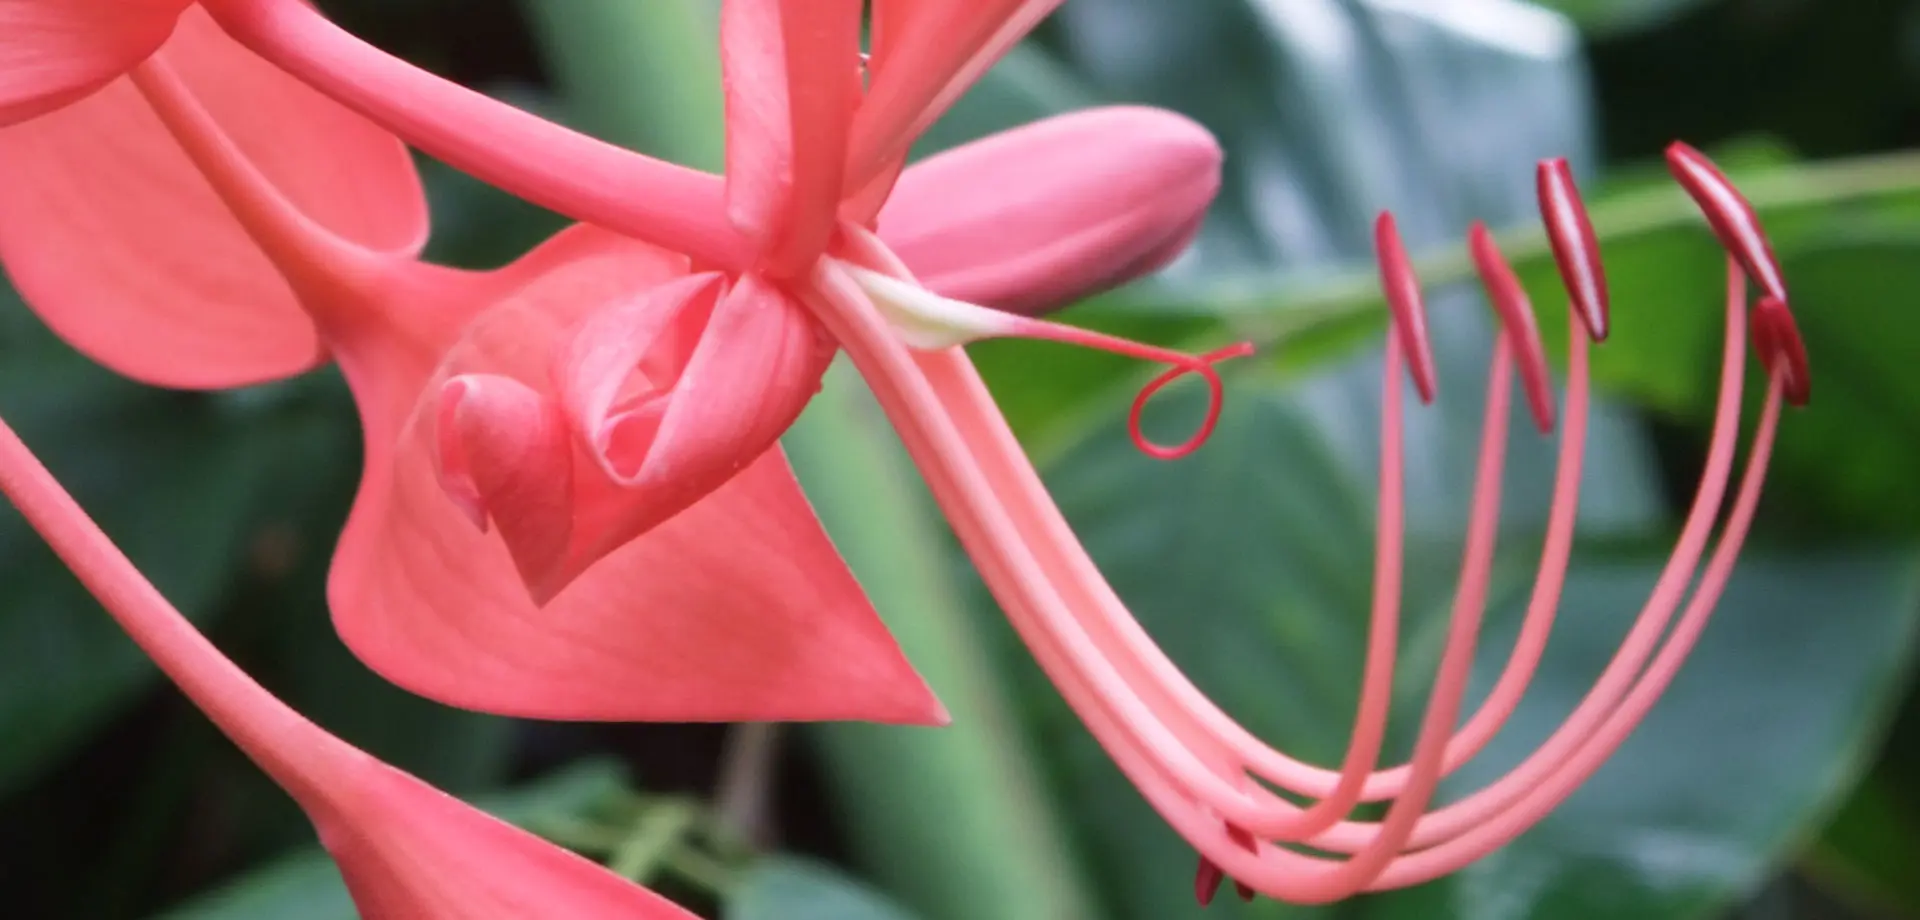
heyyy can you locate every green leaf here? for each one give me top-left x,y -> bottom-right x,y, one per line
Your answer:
1801,776 -> 1920,919
151,762 -> 633,920
0,300 -> 313,797
726,857 -> 922,920
1529,0 -> 1717,37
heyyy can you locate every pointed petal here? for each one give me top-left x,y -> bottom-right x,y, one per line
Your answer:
329,232 -> 940,725
334,439 -> 942,723
320,762 -> 698,920
0,0 -> 187,125
721,0 -> 862,272
0,8 -> 427,388
0,412 -> 699,920
878,107 -> 1221,315
849,0 -> 1067,188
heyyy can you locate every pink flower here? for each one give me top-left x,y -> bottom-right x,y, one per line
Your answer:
0,8 -> 937,723
0,419 -> 700,919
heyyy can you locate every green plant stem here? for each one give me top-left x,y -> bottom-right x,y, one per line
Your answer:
785,364 -> 1101,920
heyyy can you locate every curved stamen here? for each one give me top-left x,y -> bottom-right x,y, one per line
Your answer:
1537,158 -> 1610,341
1469,221 -> 1555,433
1374,211 -> 1439,403
1752,295 -> 1811,406
1374,376 -> 1783,889
839,249 -> 1254,459
1667,142 -> 1789,304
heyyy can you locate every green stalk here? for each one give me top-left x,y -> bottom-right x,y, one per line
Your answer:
785,365 -> 1100,920
523,6 -> 1099,918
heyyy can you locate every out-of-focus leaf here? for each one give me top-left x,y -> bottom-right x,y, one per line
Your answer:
0,300 -> 312,798
726,857 -> 922,920
1529,0 -> 1717,37
151,761 -> 633,920
1802,776 -> 1920,919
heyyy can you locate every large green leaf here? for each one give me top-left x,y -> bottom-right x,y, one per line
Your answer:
0,300 -> 317,798
726,857 -> 924,920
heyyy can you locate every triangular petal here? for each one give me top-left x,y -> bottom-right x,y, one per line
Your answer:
878,107 -> 1220,314
318,761 -> 697,920
721,0 -> 862,272
335,437 -> 941,723
0,7 -> 426,389
0,0 -> 187,125
327,228 -> 940,725
848,0 -> 1066,188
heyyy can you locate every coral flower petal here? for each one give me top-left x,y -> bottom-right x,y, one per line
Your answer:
0,0 -> 188,125
329,228 -> 939,725
720,0 -> 862,273
849,0 -> 1067,188
0,8 -> 425,388
878,106 -> 1221,315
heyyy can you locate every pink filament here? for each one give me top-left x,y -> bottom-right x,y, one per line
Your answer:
810,209 -> 1779,902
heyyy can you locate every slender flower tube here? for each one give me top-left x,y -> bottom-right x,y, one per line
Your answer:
804,149 -> 1803,902
0,418 -> 700,919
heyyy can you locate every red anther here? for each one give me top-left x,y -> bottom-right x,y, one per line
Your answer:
1536,158 -> 1610,341
1128,343 -> 1257,460
1666,142 -> 1789,304
1193,857 -> 1224,907
1226,823 -> 1258,902
1468,222 -> 1556,433
1373,212 -> 1439,404
1752,295 -> 1811,406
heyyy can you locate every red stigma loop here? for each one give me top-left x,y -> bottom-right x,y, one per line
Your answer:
1373,211 -> 1439,404
1536,158 -> 1610,341
1468,222 -> 1556,433
1129,343 -> 1257,460
1752,295 -> 1811,406
1666,142 -> 1789,304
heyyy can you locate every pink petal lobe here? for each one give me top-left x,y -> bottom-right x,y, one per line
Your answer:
878,107 -> 1222,315
316,762 -> 699,920
0,0 -> 187,125
721,0 -> 861,273
0,7 -> 426,388
435,374 -> 574,593
849,0 -> 1067,188
329,232 -> 939,724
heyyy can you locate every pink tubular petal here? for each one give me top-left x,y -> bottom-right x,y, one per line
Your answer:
1666,141 -> 1788,303
848,0 -> 1068,189
0,7 -> 426,388
721,0 -> 861,274
1468,222 -> 1555,432
0,417 -> 698,920
0,0 -> 187,125
1373,212 -> 1438,403
203,0 -> 748,271
1536,158 -> 1609,341
878,107 -> 1222,315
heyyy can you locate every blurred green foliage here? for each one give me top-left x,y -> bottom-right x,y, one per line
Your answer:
0,1 -> 1918,919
